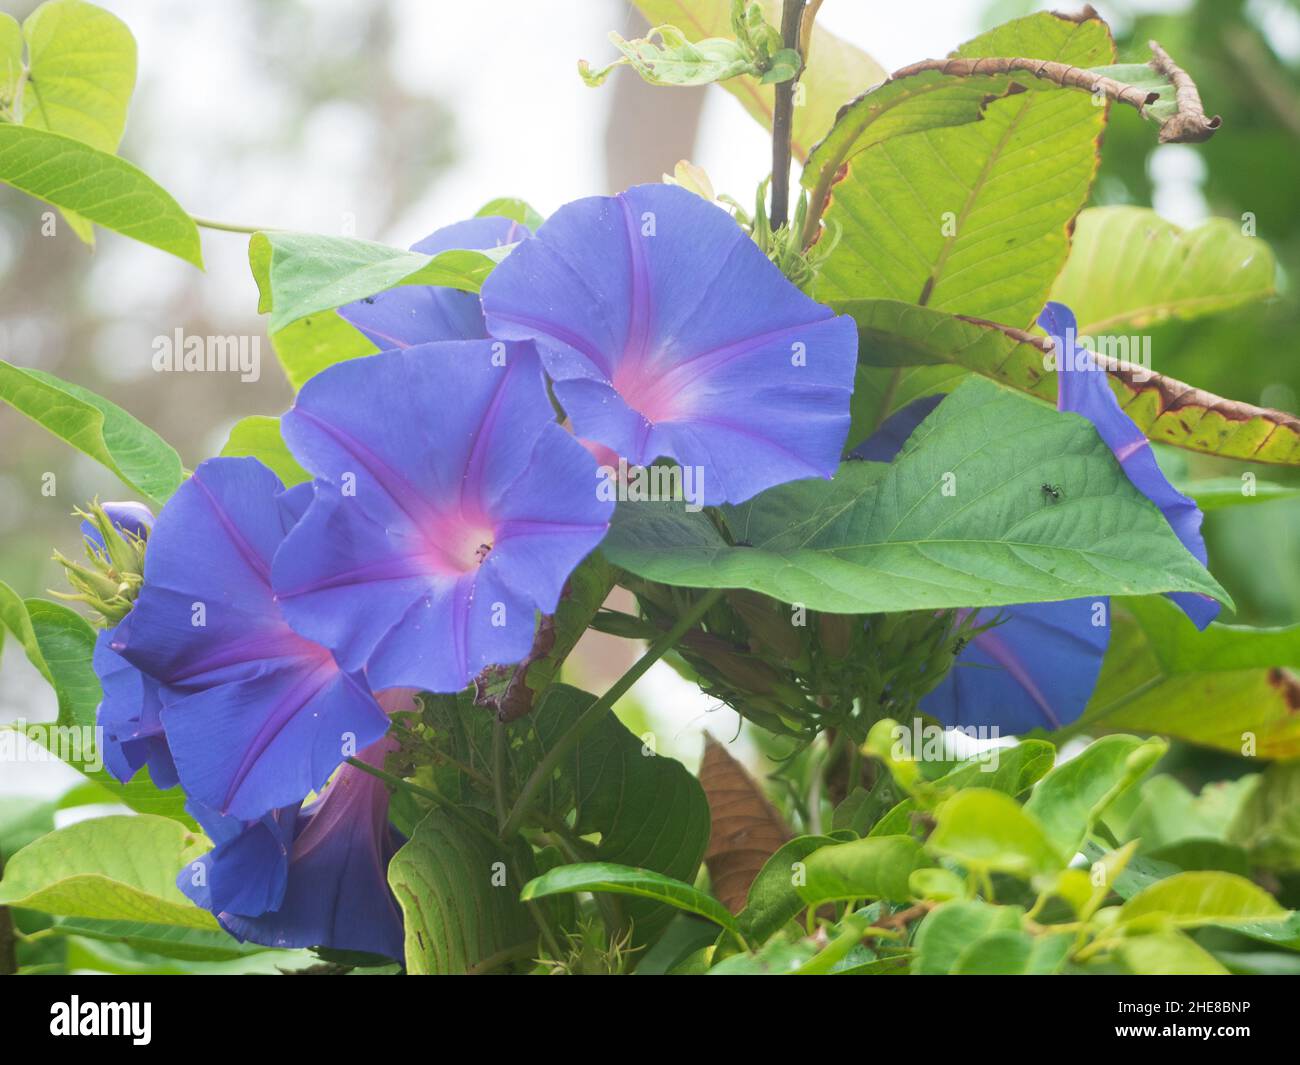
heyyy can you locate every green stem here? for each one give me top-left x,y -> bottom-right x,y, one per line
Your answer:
500,588 -> 726,839
191,215 -> 280,235
492,718 -> 509,831
344,756 -> 500,848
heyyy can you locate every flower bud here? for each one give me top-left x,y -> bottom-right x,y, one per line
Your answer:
53,500 -> 153,625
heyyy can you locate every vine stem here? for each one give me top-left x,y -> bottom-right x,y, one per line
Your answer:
344,755 -> 501,848
768,0 -> 807,231
499,587 -> 726,840
191,214 -> 280,234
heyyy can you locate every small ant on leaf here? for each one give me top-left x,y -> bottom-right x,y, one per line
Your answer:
1040,483 -> 1063,504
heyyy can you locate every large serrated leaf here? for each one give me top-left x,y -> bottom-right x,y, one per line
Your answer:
603,376 -> 1227,614
810,11 -> 1113,329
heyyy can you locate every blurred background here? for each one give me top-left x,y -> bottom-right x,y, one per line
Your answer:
2,0 -> 1298,805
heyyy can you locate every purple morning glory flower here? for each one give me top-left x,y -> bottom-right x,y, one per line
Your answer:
857,395 -> 1110,733
273,341 -> 613,694
179,724 -> 407,960
80,500 -> 154,549
921,600 -> 1110,733
108,457 -> 390,821
338,216 -> 529,349
480,183 -> 858,505
1040,301 -> 1219,629
80,501 -> 174,788
94,618 -> 179,789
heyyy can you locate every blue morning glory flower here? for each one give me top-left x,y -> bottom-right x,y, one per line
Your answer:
179,721 -> 408,961
274,342 -> 612,694
80,501 -> 176,789
108,457 -> 390,820
338,215 -> 529,348
480,183 -> 858,505
921,601 -> 1110,733
94,618 -> 179,789
855,395 -> 1110,733
1040,301 -> 1219,629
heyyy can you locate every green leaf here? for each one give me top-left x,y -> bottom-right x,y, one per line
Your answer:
0,814 -> 214,928
835,298 -> 1057,404
267,311 -> 377,391
387,808 -> 536,975
580,26 -> 756,88
476,196 -> 544,230
1228,763 -> 1300,873
847,364 -> 968,452
1184,477 -> 1300,511
706,937 -> 816,974
0,125 -> 201,265
1050,207 -> 1276,335
219,415 -> 308,487
521,862 -> 744,943
1118,871 -> 1288,929
0,360 -> 183,506
810,11 -> 1113,329
531,685 -> 710,944
603,376 -> 1228,614
48,917 -> 267,962
20,0 -> 136,152
837,299 -> 1300,466
951,929 -> 1071,975
631,1 -> 886,162
0,583 -> 192,822
930,738 -> 1057,797
736,832 -> 848,944
1023,735 -> 1166,856
1080,595 -> 1300,758
0,15 -> 22,111
1115,931 -> 1228,975
928,789 -> 1065,878
913,899 -> 1023,974
1118,774 -> 1254,854
795,835 -> 927,906
250,231 -> 499,333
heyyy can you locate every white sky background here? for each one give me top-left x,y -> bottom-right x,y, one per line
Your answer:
3,0 -> 1211,800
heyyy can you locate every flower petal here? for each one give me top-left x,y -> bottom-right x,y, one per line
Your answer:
276,343 -> 610,692
161,660 -> 389,820
194,739 -> 406,960
338,216 -> 530,349
481,183 -> 858,504
93,624 -> 177,790
1040,301 -> 1218,628
921,599 -> 1110,733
